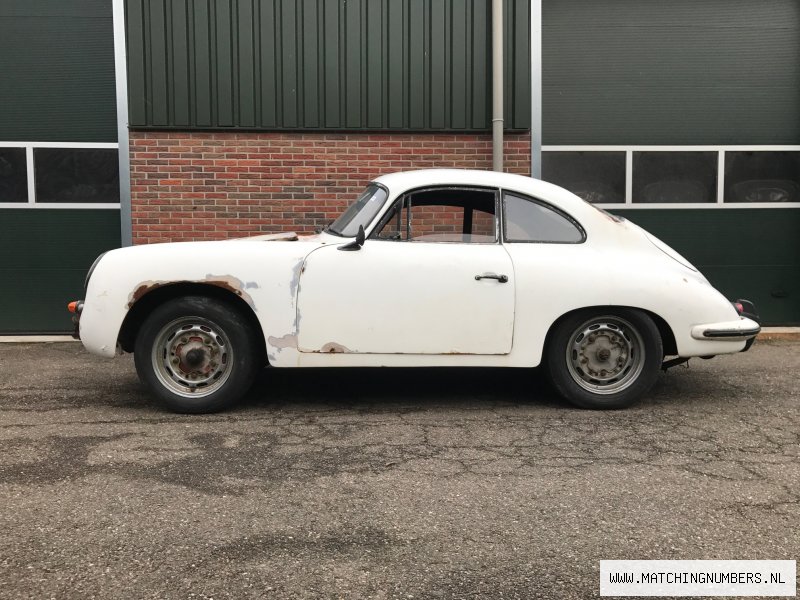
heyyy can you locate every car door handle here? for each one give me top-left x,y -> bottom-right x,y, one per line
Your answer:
475,273 -> 509,283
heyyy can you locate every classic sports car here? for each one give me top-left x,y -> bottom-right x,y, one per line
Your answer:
69,169 -> 760,413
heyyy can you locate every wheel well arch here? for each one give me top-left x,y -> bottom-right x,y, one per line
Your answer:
543,305 -> 678,358
118,282 -> 268,363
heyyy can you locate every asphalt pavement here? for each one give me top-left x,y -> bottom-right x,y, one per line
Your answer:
0,341 -> 798,599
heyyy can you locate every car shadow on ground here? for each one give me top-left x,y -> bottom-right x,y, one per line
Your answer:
235,366 -> 568,413
101,350 -> 702,415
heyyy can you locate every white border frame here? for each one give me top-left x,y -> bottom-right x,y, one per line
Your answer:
0,141 -> 121,209
542,145 -> 800,209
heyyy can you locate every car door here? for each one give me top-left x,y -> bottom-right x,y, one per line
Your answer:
295,187 -> 515,355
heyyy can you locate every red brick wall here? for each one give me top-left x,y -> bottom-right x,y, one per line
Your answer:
129,131 -> 532,244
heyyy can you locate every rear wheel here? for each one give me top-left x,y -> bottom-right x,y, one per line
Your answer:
545,309 -> 662,409
134,296 -> 260,413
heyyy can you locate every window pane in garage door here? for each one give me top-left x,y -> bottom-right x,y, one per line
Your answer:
34,148 -> 119,203
632,152 -> 717,204
0,148 -> 28,203
724,151 -> 800,203
542,151 -> 626,204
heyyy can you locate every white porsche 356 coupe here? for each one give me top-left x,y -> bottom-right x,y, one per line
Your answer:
69,169 -> 760,413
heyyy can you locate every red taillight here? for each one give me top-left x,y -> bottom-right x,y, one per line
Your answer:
734,302 -> 744,314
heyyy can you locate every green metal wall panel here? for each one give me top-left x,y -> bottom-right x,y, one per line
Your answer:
0,0 -> 117,143
543,0 -> 800,145
1,208 -> 793,329
126,0 -> 531,131
613,209 -> 800,325
0,210 -> 121,333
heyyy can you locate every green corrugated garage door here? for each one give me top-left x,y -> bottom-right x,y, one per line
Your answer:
543,0 -> 800,324
0,211 -> 121,333
0,0 -> 120,333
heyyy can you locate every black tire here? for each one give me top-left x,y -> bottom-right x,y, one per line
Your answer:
545,308 -> 662,409
134,296 -> 260,413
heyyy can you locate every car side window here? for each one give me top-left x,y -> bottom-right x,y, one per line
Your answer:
503,192 -> 585,243
373,196 -> 411,241
371,188 -> 497,243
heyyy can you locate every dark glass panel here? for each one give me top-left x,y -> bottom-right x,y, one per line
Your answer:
724,151 -> 800,203
632,152 -> 717,203
34,148 -> 119,203
542,151 -> 625,204
0,148 -> 28,202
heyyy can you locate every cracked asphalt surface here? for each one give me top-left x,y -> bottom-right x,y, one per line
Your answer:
0,341 -> 798,599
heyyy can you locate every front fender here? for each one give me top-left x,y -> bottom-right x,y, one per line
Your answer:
78,240 -> 323,359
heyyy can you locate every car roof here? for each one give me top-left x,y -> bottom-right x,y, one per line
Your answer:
371,168 -> 594,220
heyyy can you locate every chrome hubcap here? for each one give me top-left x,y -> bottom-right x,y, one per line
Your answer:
152,317 -> 233,398
566,317 -> 645,394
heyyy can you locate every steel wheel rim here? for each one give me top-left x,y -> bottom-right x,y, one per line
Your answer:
151,317 -> 233,398
565,316 -> 645,395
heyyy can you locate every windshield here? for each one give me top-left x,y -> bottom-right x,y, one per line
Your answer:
327,184 -> 389,237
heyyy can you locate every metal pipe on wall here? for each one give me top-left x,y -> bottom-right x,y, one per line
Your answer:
492,0 -> 503,172
530,0 -> 542,179
112,0 -> 132,246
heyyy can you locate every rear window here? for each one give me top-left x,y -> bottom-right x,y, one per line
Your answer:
503,192 -> 585,243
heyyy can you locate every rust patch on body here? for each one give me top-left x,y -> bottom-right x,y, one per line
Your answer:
128,281 -> 166,308
318,342 -> 351,354
127,275 -> 257,310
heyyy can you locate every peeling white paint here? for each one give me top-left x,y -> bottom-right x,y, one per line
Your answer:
267,333 -> 299,355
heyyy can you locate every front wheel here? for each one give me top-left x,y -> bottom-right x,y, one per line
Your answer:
545,309 -> 663,409
134,296 -> 260,413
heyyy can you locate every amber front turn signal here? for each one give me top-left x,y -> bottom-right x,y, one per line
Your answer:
67,301 -> 81,314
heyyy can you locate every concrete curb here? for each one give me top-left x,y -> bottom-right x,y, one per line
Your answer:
757,327 -> 800,341
0,336 -> 78,343
1,328 -> 799,343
